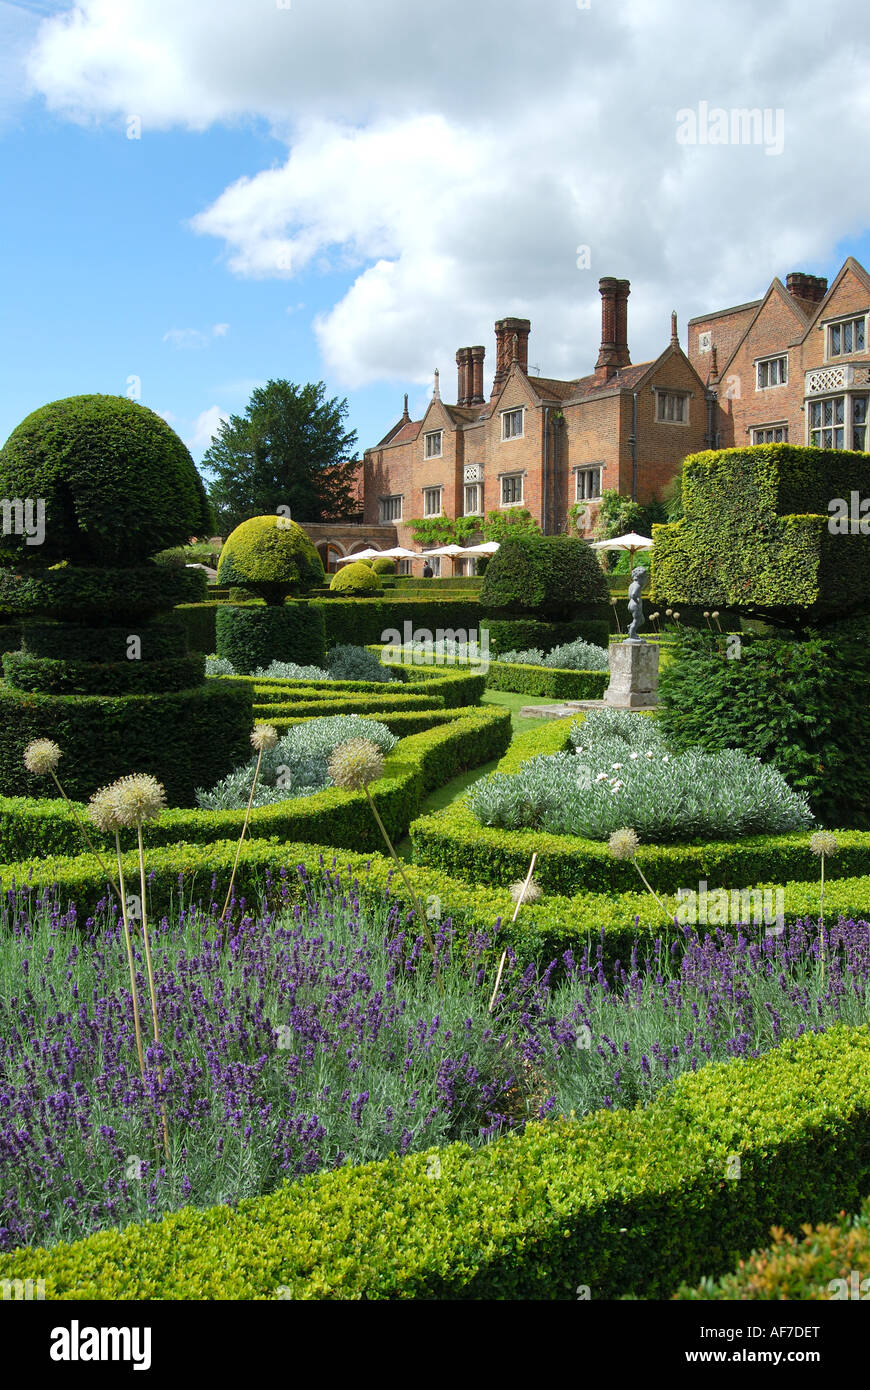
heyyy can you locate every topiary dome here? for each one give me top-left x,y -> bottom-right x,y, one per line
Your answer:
0,395 -> 213,568
329,560 -> 382,595
217,515 -> 325,604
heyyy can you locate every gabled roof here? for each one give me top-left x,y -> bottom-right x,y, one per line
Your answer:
800,256 -> 870,338
711,276 -> 819,382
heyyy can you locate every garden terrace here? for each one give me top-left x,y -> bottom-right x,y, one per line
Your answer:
2,1021 -> 869,1299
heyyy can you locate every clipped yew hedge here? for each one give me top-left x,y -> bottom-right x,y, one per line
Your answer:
484,660 -> 608,700
3,1023 -> 870,1299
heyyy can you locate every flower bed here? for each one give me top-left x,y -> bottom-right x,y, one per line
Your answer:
3,1021 -> 870,1298
0,705 -> 511,862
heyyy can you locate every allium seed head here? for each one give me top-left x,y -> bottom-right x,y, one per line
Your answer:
23,739 -> 61,776
328,739 -> 385,791
711,611 -> 720,619
108,774 -> 167,827
251,724 -> 278,753
608,827 -> 639,861
510,878 -> 543,905
810,830 -> 839,857
88,785 -> 122,834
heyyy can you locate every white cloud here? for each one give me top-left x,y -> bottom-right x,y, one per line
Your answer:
186,405 -> 228,452
21,0 -> 870,390
162,323 -> 230,349
154,407 -> 177,424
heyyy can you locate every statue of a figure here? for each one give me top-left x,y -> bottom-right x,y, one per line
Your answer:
627,565 -> 649,640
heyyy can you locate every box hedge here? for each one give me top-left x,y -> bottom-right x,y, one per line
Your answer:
215,603 -> 327,673
481,616 -> 610,654
0,705 -> 511,863
3,1022 -> 870,1299
484,660 -> 608,700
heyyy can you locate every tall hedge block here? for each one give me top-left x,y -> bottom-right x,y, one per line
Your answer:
480,536 -> 609,618
215,602 -> 327,674
653,444 -> 870,622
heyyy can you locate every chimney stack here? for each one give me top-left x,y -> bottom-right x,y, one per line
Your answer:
469,345 -> 485,404
596,277 -> 631,377
491,317 -> 530,397
456,347 -> 473,406
786,272 -> 828,306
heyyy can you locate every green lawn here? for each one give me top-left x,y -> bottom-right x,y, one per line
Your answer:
480,688 -> 558,734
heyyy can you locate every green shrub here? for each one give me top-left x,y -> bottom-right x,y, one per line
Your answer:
4,1023 -> 870,1298
0,565 -> 206,620
675,1196 -> 870,1300
195,715 -> 399,809
215,603 -> 327,675
370,558 -> 396,575
20,619 -> 188,662
480,536 -> 608,618
481,616 -> 610,654
0,677 -> 252,807
0,395 -> 212,568
2,651 -> 205,696
0,706 -> 511,862
653,444 -> 870,625
329,561 -> 382,595
176,602 -> 220,653
657,622 -> 870,829
216,516 -> 324,604
327,643 -> 395,683
484,661 -> 608,700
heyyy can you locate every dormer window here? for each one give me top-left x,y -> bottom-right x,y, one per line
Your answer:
756,355 -> 787,388
655,390 -> 689,424
424,430 -> 443,459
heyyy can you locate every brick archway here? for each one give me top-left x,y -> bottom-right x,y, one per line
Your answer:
301,522 -> 398,573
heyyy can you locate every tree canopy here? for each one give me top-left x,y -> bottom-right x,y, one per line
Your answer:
203,379 -> 360,533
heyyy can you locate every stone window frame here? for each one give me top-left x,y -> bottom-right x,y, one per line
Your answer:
422,485 -> 444,517
463,481 -> 483,516
653,388 -> 691,425
499,470 -> 525,506
573,465 -> 602,501
423,430 -> 443,459
824,314 -> 868,361
751,422 -> 789,444
378,494 -> 403,523
500,407 -> 525,441
755,354 -> 788,390
807,393 -> 868,451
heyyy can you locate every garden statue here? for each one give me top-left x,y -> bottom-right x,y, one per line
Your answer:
627,565 -> 649,640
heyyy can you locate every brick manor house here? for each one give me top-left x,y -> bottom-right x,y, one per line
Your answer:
348,256 -> 870,573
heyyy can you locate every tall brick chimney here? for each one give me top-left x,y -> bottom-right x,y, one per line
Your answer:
491,317 -> 530,397
469,345 -> 485,404
596,277 -> 631,377
456,347 -> 473,406
786,272 -> 828,306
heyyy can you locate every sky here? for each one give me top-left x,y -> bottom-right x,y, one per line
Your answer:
2,0 -> 870,482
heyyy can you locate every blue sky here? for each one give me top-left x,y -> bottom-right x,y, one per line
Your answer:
3,0 -> 870,483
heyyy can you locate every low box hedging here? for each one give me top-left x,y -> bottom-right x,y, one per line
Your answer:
316,598 -> 485,647
409,717 -> 870,897
251,691 -> 444,720
2,650 -> 205,695
3,1022 -> 870,1298
481,615 -> 610,654
246,664 -> 486,710
0,705 -> 511,862
391,576 -> 484,591
674,1194 -> 870,1300
484,660 -> 608,699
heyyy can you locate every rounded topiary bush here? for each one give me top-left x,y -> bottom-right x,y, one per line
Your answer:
217,517 -> 324,605
329,561 -> 382,596
481,536 -> 609,619
0,395 -> 213,568
370,557 -> 396,575
327,556 -> 378,594
216,602 -> 327,675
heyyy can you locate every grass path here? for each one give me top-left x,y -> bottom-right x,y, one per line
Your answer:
394,689 -> 555,860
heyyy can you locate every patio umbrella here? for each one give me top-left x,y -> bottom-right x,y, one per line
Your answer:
453,541 -> 500,556
420,543 -> 467,575
590,531 -> 653,567
334,548 -> 382,563
375,546 -> 420,560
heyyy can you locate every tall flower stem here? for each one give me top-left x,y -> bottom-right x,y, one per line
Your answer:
819,851 -> 826,985
48,770 -> 121,904
362,785 -> 442,991
114,831 -> 146,1086
221,745 -> 264,920
631,857 -> 672,920
137,822 -> 170,1161
489,852 -> 537,1013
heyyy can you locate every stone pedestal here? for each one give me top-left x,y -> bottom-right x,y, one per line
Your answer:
604,639 -> 659,709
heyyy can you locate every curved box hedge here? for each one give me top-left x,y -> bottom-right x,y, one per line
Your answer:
408,718 -> 870,897
3,1022 -> 870,1299
0,704 -> 511,863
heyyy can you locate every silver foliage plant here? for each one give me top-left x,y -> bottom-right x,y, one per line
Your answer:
497,639 -> 609,671
195,715 -> 398,810
468,710 -> 813,843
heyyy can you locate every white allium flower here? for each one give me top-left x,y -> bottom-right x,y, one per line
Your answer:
23,739 -> 62,776
328,739 -> 385,791
109,774 -> 167,827
510,878 -> 543,904
809,831 -> 839,857
608,827 -> 639,860
250,724 -> 278,753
